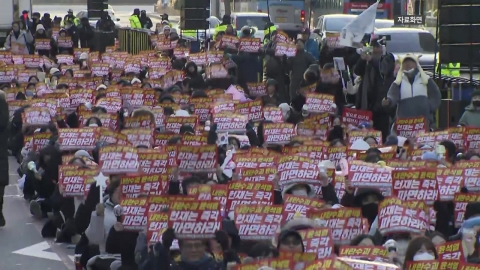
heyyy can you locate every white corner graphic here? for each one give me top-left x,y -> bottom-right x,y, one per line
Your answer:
12,241 -> 62,261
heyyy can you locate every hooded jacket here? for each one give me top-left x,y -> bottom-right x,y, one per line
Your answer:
184,61 -> 206,89
386,55 -> 441,128
459,103 -> 480,127
5,29 -> 33,54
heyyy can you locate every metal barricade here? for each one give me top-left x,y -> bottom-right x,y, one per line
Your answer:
118,28 -> 152,55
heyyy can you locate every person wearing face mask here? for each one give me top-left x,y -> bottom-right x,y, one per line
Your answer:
459,90 -> 480,127
341,187 -> 384,229
5,21 -> 34,55
354,39 -> 396,142
403,236 -> 438,268
34,24 -> 55,57
383,55 -> 441,130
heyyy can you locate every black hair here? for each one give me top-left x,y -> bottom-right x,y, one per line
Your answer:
68,157 -> 87,165
106,177 -> 120,198
167,136 -> 182,145
350,234 -> 377,246
85,116 -> 103,127
363,136 -> 378,144
163,107 -> 174,116
439,140 -> 457,161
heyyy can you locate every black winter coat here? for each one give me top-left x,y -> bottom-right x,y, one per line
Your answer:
0,98 -> 9,186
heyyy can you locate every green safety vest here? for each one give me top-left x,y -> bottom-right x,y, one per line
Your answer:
62,17 -> 80,27
129,15 -> 142,29
181,30 -> 197,38
448,63 -> 460,77
263,25 -> 277,44
213,24 -> 234,40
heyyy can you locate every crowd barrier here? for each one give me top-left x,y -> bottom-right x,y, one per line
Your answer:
118,28 -> 152,55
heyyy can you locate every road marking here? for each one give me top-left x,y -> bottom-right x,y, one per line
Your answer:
12,241 -> 62,261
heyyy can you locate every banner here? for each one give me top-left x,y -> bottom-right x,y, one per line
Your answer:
342,107 -> 372,127
58,165 -> 98,197
213,113 -> 248,133
97,127 -> 129,145
234,100 -> 263,122
416,131 -> 449,148
121,129 -> 153,147
32,132 -> 52,152
282,195 -> 324,222
176,145 -> 217,173
338,246 -> 389,262
454,193 -> 480,227
168,200 -> 221,239
238,38 -> 261,53
275,43 -> 296,57
308,208 -> 365,244
165,116 -> 198,134
99,145 -> 139,174
263,107 -> 285,122
305,93 -> 335,114
452,161 -> 480,192
287,145 -> 324,163
326,146 -> 347,167
437,168 -> 463,201
147,212 -> 169,245
120,197 -> 148,231
148,195 -> 195,213
464,127 -> 480,149
392,169 -> 438,203
297,228 -> 334,259
263,123 -> 296,145
22,107 -> 51,125
226,181 -> 274,212
394,116 -> 427,138
57,128 -> 97,150
437,240 -> 463,261
377,197 -> 428,234
234,205 -> 282,240
277,155 -> 319,186
188,184 -> 227,206
348,160 -> 392,188
235,259 -> 294,270
348,130 -> 382,146
120,174 -> 168,197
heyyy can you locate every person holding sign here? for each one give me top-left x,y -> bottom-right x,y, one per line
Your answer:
4,21 -> 33,55
383,54 -> 441,130
34,24 -> 55,57
459,90 -> 480,128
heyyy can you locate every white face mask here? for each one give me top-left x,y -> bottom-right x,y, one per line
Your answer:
403,68 -> 416,74
291,189 -> 308,197
88,123 -> 98,127
413,252 -> 435,261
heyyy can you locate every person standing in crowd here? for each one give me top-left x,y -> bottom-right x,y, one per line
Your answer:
64,20 -> 78,48
63,9 -> 79,26
139,10 -> 153,30
298,28 -> 319,60
354,39 -> 396,142
96,12 -> 115,32
34,24 -> 55,57
19,10 -> 32,31
214,14 -> 234,40
129,8 -> 142,29
459,90 -> 480,127
0,91 -> 8,227
78,17 -> 94,49
5,22 -> 33,55
383,54 -> 441,130
41,13 -> 53,31
30,12 -> 42,36
287,39 -> 317,103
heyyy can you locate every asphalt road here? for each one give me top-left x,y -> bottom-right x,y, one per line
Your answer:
0,156 -> 74,270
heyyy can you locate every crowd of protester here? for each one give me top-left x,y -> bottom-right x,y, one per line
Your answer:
2,10 -> 480,270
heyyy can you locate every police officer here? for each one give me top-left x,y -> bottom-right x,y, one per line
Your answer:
129,8 -> 142,29
263,22 -> 277,45
63,9 -> 79,26
448,62 -> 461,77
214,14 -> 234,40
